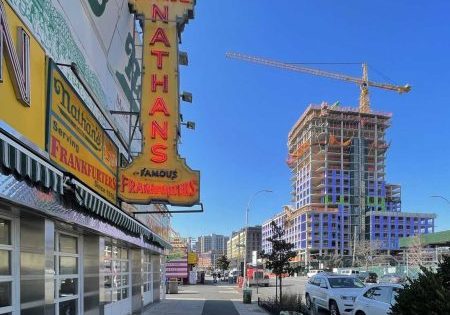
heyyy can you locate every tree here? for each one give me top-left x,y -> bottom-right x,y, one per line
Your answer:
320,253 -> 343,269
216,255 -> 230,273
353,239 -> 382,269
407,235 -> 426,267
260,221 -> 299,306
391,255 -> 450,315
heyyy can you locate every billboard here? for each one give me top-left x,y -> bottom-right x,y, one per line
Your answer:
47,61 -> 118,203
166,245 -> 188,279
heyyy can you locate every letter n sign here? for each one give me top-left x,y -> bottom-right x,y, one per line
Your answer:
0,1 -> 31,106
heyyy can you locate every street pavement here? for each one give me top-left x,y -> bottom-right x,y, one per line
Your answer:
142,278 -> 268,315
142,276 -> 328,315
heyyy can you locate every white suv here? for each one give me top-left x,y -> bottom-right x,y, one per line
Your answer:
305,273 -> 366,315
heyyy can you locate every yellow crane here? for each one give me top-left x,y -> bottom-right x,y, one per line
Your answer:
225,52 -> 411,113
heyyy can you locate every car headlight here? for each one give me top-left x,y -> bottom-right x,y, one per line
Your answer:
340,295 -> 356,302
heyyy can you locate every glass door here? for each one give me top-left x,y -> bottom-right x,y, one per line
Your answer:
142,252 -> 153,306
54,233 -> 81,315
0,217 -> 18,315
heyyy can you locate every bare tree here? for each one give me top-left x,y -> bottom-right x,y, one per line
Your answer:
407,235 -> 425,266
353,240 -> 382,269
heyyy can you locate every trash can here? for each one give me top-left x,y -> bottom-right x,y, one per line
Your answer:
168,280 -> 178,294
243,288 -> 252,304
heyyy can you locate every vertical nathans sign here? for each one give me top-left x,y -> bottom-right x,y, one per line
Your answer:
119,0 -> 200,206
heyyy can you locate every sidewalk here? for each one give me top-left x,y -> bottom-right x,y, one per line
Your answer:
142,298 -> 268,315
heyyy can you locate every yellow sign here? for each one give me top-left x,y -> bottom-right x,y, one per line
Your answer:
0,0 -> 47,149
188,252 -> 198,265
118,0 -> 200,206
47,62 -> 118,203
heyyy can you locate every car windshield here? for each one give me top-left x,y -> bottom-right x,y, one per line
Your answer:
328,277 -> 365,288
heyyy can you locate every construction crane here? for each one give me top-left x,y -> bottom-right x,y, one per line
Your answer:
225,52 -> 411,113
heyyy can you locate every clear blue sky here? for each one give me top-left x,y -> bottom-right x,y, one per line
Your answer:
172,0 -> 450,238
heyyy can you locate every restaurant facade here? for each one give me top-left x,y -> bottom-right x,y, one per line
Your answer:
0,0 -> 198,314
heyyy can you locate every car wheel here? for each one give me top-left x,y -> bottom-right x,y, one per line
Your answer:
355,311 -> 366,315
305,294 -> 312,310
329,301 -> 340,315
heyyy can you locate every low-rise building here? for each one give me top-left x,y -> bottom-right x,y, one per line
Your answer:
226,226 -> 262,270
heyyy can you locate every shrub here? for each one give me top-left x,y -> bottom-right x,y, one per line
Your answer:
258,294 -> 304,315
390,255 -> 450,315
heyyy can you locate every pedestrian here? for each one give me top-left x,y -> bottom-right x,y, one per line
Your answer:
212,272 -> 217,283
218,272 -> 221,281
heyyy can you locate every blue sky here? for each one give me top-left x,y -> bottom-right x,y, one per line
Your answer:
172,0 -> 450,237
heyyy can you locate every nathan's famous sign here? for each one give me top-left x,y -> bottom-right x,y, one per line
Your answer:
47,61 -> 118,203
119,0 -> 200,206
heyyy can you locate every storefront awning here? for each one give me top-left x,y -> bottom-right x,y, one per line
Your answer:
72,179 -> 170,249
0,132 -> 64,194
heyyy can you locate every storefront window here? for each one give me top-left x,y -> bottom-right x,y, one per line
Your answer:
0,282 -> 11,307
0,220 -> 10,245
0,251 -> 10,276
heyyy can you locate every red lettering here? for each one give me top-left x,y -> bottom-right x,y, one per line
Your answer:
151,74 -> 168,92
149,97 -> 170,116
151,144 -> 168,163
151,50 -> 169,69
151,121 -> 168,140
152,5 -> 169,21
59,146 -> 68,165
50,136 -> 60,157
150,28 -> 171,47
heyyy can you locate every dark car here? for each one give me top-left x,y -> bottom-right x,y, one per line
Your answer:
358,271 -> 378,283
379,274 -> 405,284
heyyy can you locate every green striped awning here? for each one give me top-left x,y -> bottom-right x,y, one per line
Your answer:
0,133 -> 63,194
72,180 -> 163,245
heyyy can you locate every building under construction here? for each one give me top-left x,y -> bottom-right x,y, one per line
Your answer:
262,102 -> 435,266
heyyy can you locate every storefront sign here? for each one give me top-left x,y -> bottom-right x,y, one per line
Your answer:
118,0 -> 200,206
188,252 -> 198,265
47,61 -> 118,203
0,0 -> 47,149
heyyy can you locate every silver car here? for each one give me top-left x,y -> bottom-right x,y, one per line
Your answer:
305,273 -> 366,315
352,283 -> 403,315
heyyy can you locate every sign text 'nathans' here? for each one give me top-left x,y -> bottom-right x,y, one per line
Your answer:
47,62 -> 118,203
119,0 -> 200,206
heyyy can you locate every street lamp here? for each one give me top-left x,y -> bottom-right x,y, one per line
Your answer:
243,189 -> 272,289
431,195 -> 450,204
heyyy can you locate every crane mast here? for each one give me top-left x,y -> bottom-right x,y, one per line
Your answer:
225,52 -> 411,113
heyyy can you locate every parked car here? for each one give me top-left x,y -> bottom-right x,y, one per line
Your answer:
307,269 -> 321,278
305,273 -> 366,315
352,283 -> 403,315
379,274 -> 405,284
357,271 -> 378,283
340,269 -> 360,276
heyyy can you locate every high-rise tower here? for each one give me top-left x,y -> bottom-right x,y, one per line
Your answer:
263,103 -> 435,266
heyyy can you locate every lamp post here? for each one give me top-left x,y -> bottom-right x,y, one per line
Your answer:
243,189 -> 272,289
431,195 -> 450,204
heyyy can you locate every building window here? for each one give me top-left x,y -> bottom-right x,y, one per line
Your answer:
54,232 -> 80,315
